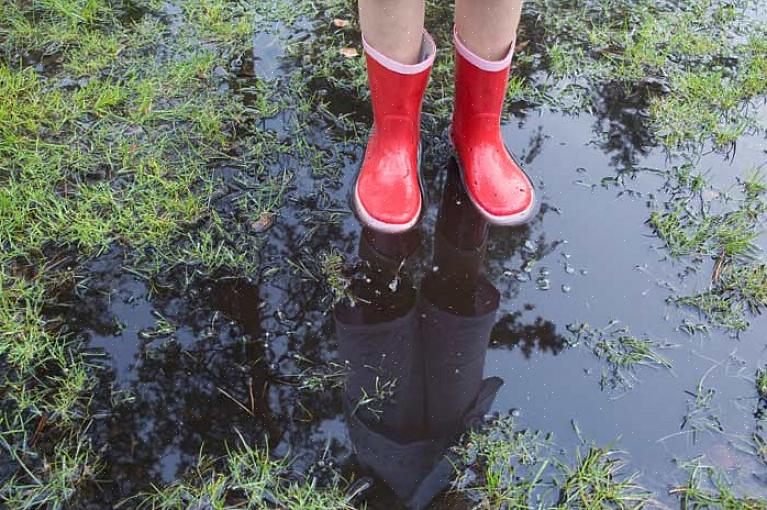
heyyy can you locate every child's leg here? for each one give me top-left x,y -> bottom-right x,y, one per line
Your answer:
454,0 -> 523,60
359,0 -> 426,64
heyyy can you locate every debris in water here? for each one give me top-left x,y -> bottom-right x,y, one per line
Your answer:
339,47 -> 359,58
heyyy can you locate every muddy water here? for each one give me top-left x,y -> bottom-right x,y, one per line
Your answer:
59,22 -> 767,510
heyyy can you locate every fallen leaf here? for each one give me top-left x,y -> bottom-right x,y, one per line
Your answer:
249,213 -> 275,233
339,47 -> 359,58
333,18 -> 348,28
514,40 -> 529,53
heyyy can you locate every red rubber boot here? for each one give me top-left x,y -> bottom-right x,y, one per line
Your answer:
451,27 -> 536,225
354,32 -> 436,233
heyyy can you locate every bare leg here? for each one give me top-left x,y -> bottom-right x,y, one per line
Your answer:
359,0 -> 426,64
455,0 -> 523,61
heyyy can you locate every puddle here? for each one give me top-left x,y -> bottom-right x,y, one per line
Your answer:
34,5 -> 767,509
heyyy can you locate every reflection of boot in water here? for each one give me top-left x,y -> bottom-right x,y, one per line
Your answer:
405,160 -> 503,508
335,228 -> 431,500
422,157 -> 501,437
337,163 -> 504,510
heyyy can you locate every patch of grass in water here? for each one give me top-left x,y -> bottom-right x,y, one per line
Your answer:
670,458 -> 767,510
557,445 -> 651,510
320,249 -> 353,304
1,432 -> 98,510
450,415 -> 652,509
566,321 -> 675,392
650,167 -> 767,331
125,432 -> 359,509
678,364 -> 725,443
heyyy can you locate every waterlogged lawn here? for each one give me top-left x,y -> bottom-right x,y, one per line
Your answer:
1,0 -> 767,508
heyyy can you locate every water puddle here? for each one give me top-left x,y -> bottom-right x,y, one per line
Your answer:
39,4 -> 767,508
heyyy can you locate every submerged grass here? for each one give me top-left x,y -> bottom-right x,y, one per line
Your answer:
670,459 -> 767,510
125,433 -> 359,510
650,167 -> 767,330
451,416 -> 652,509
566,321 -> 674,392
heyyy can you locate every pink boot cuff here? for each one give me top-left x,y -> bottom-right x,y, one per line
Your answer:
362,30 -> 436,75
454,25 -> 514,72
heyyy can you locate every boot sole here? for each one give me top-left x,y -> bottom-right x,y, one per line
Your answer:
449,132 -> 539,226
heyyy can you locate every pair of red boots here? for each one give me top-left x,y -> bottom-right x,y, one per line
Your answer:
354,28 -> 536,233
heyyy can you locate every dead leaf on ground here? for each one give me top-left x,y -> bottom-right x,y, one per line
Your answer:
514,40 -> 529,53
249,212 -> 275,233
333,18 -> 349,28
340,47 -> 359,58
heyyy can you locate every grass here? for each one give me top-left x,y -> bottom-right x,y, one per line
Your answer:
125,432 -> 359,510
678,366 -> 725,443
670,459 -> 767,510
566,321 -> 674,392
451,416 -> 652,509
523,0 -> 767,149
319,250 -> 353,304
0,0 -> 300,506
557,446 -> 651,510
2,433 -> 99,509
286,354 -> 349,393
650,167 -> 767,330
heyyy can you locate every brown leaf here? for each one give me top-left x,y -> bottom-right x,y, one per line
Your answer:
514,40 -> 529,53
332,18 -> 349,28
249,212 -> 275,233
339,47 -> 359,58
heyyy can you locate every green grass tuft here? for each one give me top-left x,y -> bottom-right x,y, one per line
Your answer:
566,321 -> 674,392
670,459 -> 767,510
126,433 -> 359,510
451,416 -> 652,509
650,167 -> 767,330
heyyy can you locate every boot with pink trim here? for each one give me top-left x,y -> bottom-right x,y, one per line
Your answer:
450,27 -> 536,225
354,32 -> 436,233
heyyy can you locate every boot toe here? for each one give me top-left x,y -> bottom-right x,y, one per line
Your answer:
355,158 -> 422,232
460,147 -> 535,224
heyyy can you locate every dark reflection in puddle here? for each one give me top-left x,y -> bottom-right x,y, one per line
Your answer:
60,257 -> 348,504
336,161 -> 506,508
